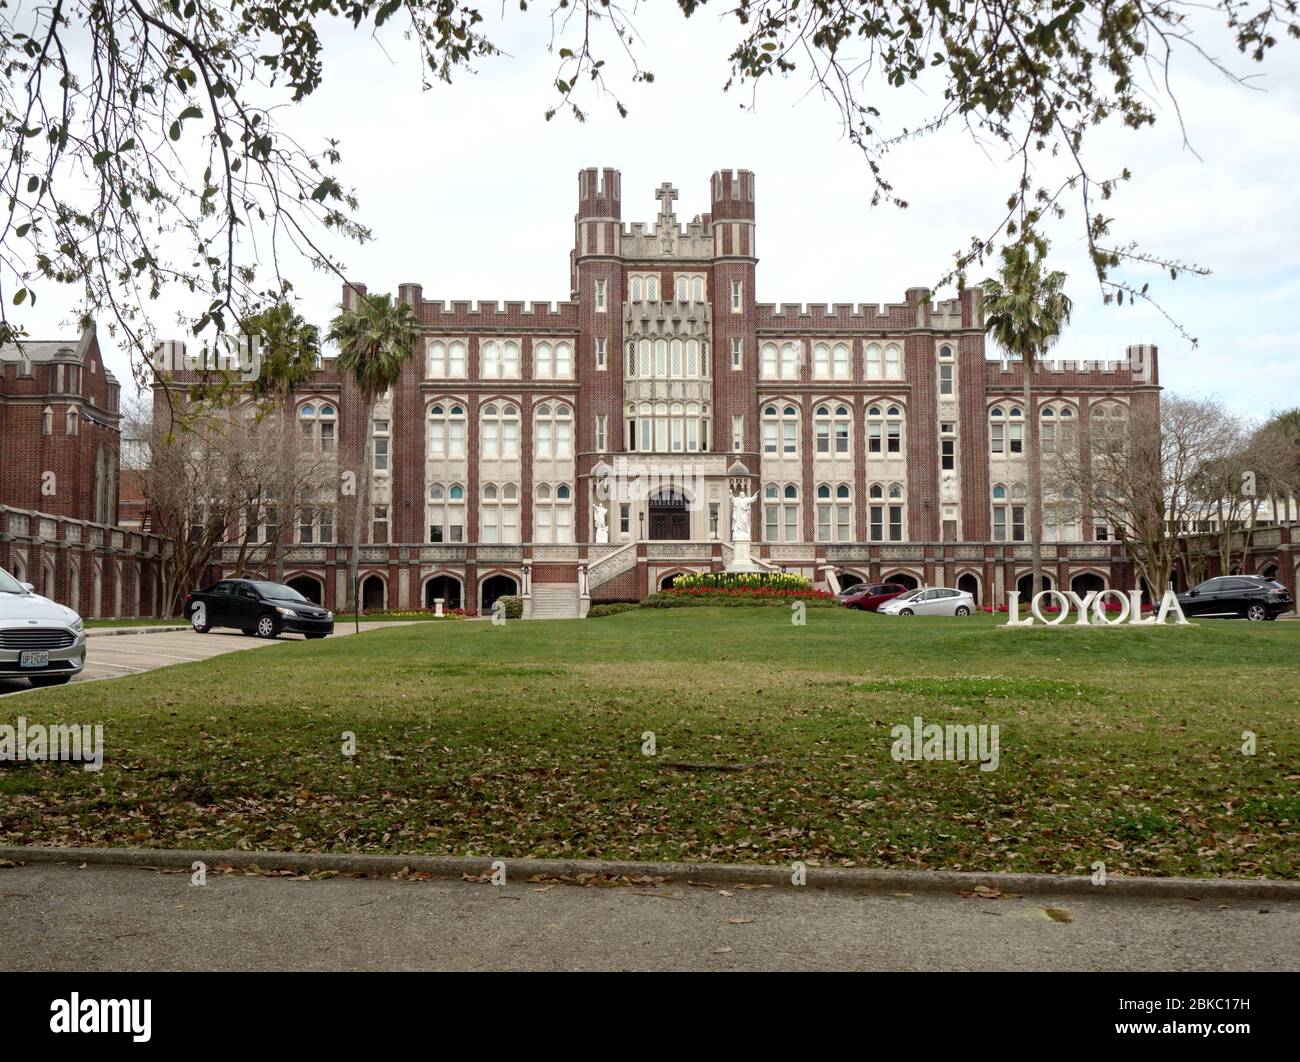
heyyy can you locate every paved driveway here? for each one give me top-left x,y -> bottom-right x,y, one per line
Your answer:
0,622 -> 405,697
0,861 -> 1294,971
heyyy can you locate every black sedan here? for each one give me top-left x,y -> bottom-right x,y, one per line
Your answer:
185,579 -> 334,638
1177,575 -> 1293,622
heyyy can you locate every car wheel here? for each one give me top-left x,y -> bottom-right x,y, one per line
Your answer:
1245,603 -> 1267,622
190,603 -> 211,633
899,608 -> 914,616
955,605 -> 971,617
29,674 -> 72,688
256,613 -> 280,638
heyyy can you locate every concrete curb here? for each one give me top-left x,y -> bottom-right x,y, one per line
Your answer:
86,626 -> 189,638
2,846 -> 1296,900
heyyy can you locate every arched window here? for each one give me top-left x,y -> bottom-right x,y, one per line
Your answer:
813,342 -> 851,380
814,404 -> 852,455
298,401 -> 336,453
427,402 -> 466,458
626,341 -> 637,377
480,402 -> 520,459
865,343 -> 882,379
991,482 -> 1026,542
534,402 -> 573,459
481,482 -> 519,543
762,403 -> 800,456
427,483 -> 465,542
534,482 -> 574,543
884,343 -> 902,380
533,340 -> 573,380
816,483 -> 853,542
761,342 -> 779,379
866,403 -> 904,456
42,406 -> 53,435
1091,401 -> 1128,450
780,342 -> 799,380
427,339 -> 466,378
763,483 -> 801,542
481,340 -> 520,379
866,482 -> 905,541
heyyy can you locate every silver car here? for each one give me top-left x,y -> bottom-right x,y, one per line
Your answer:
877,586 -> 975,617
0,566 -> 87,688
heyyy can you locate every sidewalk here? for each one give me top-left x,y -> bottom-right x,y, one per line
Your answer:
2,861 -> 1294,971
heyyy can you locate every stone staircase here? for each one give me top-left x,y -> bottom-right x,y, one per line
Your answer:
529,583 -> 581,619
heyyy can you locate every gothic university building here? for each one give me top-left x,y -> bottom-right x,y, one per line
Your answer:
0,327 -> 165,617
169,166 -> 1206,619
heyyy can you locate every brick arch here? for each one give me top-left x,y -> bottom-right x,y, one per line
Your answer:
881,568 -> 921,590
656,566 -> 707,590
421,570 -> 464,607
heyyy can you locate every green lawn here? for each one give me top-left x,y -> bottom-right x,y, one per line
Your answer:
2,609 -> 1296,878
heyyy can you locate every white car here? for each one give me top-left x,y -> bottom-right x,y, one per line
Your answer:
877,586 -> 976,617
0,566 -> 87,688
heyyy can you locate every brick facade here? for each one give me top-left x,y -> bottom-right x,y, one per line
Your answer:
170,167 -> 1287,616
0,327 -> 164,616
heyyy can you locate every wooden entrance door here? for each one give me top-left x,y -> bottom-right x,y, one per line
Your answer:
648,490 -> 690,540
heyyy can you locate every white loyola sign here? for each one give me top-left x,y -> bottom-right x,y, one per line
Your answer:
1003,588 -> 1190,626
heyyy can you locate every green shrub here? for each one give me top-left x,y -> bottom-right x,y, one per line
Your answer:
494,595 -> 524,619
587,602 -> 638,618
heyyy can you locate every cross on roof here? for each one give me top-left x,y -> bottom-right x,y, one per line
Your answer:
655,182 -> 678,216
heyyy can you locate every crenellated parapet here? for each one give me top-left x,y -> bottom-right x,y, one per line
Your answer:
756,292 -> 975,334
984,344 -> 1159,387
415,299 -> 580,333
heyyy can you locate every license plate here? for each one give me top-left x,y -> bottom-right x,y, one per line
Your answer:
19,651 -> 49,669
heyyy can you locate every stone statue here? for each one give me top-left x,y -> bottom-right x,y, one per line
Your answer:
593,502 -> 608,532
730,490 -> 758,540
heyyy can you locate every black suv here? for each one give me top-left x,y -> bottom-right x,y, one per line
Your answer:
1177,576 -> 1293,622
185,579 -> 334,638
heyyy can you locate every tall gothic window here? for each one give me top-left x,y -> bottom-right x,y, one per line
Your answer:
480,403 -> 520,459
535,483 -> 574,543
428,402 -> 466,458
534,402 -> 574,459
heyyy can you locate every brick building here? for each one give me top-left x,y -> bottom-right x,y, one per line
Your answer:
0,326 -> 164,616
170,167 -> 1257,616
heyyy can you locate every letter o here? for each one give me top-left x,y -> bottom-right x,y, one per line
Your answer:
1031,590 -> 1071,625
1092,589 -> 1130,625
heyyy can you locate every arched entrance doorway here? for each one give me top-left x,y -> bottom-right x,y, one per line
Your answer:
648,488 -> 690,541
1017,572 -> 1054,598
481,573 -> 519,613
287,575 -> 323,605
839,572 -> 864,592
361,574 -> 386,611
1070,571 -> 1106,598
884,572 -> 918,590
956,572 -> 980,605
660,571 -> 691,590
424,575 -> 463,610
1260,563 -> 1279,581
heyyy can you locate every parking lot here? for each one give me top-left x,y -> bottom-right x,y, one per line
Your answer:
0,622 -> 403,697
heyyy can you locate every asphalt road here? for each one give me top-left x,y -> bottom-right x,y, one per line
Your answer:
0,622 -> 406,697
1,862 -> 1294,971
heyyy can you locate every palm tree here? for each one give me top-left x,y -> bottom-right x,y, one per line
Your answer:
327,291 -> 420,611
243,301 -> 321,404
981,236 -> 1073,602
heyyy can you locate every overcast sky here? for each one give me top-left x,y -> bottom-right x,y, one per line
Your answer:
19,5 -> 1300,419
